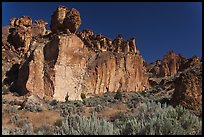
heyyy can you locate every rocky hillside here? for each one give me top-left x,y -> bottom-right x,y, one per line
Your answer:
2,5 -> 202,111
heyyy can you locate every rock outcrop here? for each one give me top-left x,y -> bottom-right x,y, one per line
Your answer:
63,8 -> 81,33
10,16 -> 32,28
83,52 -> 149,95
2,17 -> 49,89
170,63 -> 202,111
8,16 -> 32,54
147,51 -> 187,78
77,30 -> 139,54
50,5 -> 81,34
31,19 -> 48,37
17,34 -> 149,101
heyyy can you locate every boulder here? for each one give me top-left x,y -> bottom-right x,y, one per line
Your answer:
31,19 -> 48,37
63,8 -> 81,33
8,16 -> 33,54
50,6 -> 81,34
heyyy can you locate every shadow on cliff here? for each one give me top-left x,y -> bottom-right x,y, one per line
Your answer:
7,28 -> 18,51
3,63 -> 20,94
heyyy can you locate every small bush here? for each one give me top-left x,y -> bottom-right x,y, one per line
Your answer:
2,123 -> 34,135
34,124 -> 55,135
95,105 -> 104,112
50,99 -> 58,106
54,119 -> 63,127
80,93 -> 86,100
114,91 -> 122,100
118,102 -> 201,135
65,92 -> 69,102
55,113 -> 120,135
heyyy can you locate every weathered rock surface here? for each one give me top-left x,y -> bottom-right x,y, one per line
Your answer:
10,16 -> 32,28
63,8 -> 81,33
17,34 -> 89,100
170,63 -> 202,111
17,34 -> 149,101
2,26 -> 22,89
31,19 -> 48,37
77,30 -> 139,54
83,52 -> 149,95
2,17 -> 49,89
147,51 -> 187,78
8,16 -> 33,54
50,5 -> 81,34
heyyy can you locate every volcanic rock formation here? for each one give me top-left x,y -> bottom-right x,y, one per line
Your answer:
17,33 -> 149,101
2,5 -> 202,107
31,19 -> 48,37
10,5 -> 149,101
147,51 -> 187,78
8,16 -> 33,54
50,5 -> 81,34
170,63 -> 202,111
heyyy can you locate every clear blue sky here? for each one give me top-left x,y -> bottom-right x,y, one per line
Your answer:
2,2 -> 202,63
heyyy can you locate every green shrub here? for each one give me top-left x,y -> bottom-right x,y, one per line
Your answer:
2,128 -> 11,135
55,113 -> 120,135
34,124 -> 55,135
54,119 -> 63,127
2,123 -> 34,135
114,91 -> 122,100
65,92 -> 69,102
118,102 -> 201,135
80,93 -> 86,100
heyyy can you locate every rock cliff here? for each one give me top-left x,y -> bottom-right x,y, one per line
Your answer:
11,5 -> 150,101
17,33 -> 149,101
170,63 -> 202,111
2,5 -> 201,107
147,51 -> 187,78
50,5 -> 81,34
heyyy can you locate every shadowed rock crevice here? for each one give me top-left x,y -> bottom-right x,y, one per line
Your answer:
3,64 -> 20,94
17,52 -> 34,95
43,36 -> 60,98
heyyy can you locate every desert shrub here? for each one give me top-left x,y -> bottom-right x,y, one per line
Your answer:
112,111 -> 128,122
22,101 -> 43,112
55,113 -> 120,135
34,124 -> 56,135
2,123 -> 34,135
2,105 -> 18,114
72,100 -> 84,107
54,119 -> 63,127
114,91 -> 122,100
49,99 -> 59,106
9,114 -> 20,125
65,92 -> 69,102
2,128 -> 11,135
84,95 -> 109,107
94,104 -> 104,112
118,102 -> 201,135
2,84 -> 10,95
80,93 -> 86,100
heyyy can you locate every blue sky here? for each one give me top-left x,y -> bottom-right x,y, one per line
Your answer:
2,2 -> 202,63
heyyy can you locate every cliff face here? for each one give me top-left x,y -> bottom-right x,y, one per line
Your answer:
83,52 -> 148,95
170,64 -> 202,111
11,5 -> 150,101
17,33 -> 149,101
2,5 -> 201,107
147,51 -> 187,78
